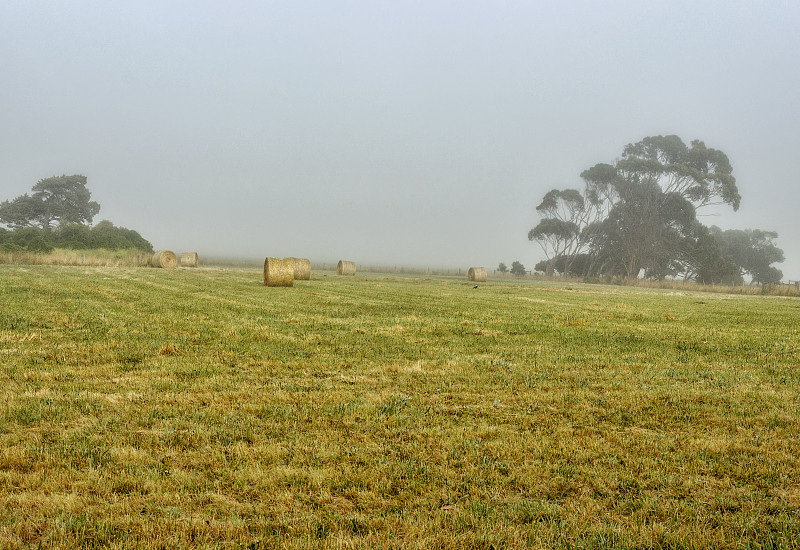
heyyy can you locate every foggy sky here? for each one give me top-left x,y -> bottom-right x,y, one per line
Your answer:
2,1 -> 799,277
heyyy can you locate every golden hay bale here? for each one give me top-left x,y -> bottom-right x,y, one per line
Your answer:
291,257 -> 311,280
263,257 -> 294,287
179,252 -> 199,268
151,250 -> 178,268
468,267 -> 487,282
337,260 -> 356,276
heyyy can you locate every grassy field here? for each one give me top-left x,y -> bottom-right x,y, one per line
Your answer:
1,265 -> 799,549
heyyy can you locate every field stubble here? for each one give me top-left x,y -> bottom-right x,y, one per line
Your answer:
1,266 -> 799,549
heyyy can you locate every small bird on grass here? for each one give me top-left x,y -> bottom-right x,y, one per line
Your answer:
473,285 -> 479,289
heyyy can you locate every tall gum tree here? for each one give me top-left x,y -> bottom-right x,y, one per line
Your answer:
618,135 -> 740,211
605,136 -> 740,278
530,136 -> 756,280
528,184 -> 612,276
528,189 -> 584,275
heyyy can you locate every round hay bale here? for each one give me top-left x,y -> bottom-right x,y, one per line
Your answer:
264,257 -> 294,287
291,257 -> 311,280
179,252 -> 199,268
468,267 -> 487,282
151,250 -> 177,269
337,260 -> 356,276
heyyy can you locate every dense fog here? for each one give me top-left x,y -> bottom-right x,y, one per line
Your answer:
2,1 -> 798,278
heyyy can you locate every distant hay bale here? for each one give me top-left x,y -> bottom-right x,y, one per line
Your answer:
291,257 -> 311,280
263,257 -> 294,287
337,260 -> 356,276
151,250 -> 177,269
468,267 -> 487,282
179,252 -> 199,268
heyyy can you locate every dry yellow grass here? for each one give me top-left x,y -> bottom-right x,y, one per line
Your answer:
0,266 -> 798,548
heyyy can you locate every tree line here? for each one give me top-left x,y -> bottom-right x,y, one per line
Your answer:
0,175 -> 153,253
529,135 -> 784,285
497,261 -> 527,276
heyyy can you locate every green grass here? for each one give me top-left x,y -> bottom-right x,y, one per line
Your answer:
1,265 -> 799,549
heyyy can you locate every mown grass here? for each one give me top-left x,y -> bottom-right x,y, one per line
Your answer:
1,265 -> 799,549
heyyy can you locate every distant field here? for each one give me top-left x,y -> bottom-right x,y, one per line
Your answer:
1,265 -> 799,549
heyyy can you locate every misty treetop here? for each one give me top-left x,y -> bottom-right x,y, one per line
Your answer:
496,261 -> 527,275
529,135 -> 784,284
0,175 -> 100,231
510,261 -> 526,276
708,226 -> 784,286
0,175 -> 153,253
616,135 -> 740,210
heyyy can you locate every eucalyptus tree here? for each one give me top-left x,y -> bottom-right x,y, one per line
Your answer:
711,227 -> 784,285
530,135 -> 750,280
597,183 -> 697,279
679,222 -> 742,285
594,136 -> 740,278
528,187 -> 601,276
618,135 -> 740,210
